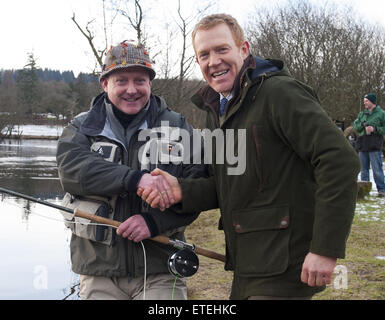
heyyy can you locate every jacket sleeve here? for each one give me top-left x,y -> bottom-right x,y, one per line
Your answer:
179,174 -> 218,213
140,165 -> 210,237
177,115 -> 219,213
269,78 -> 361,258
176,115 -> 219,213
56,122 -> 144,197
374,109 -> 385,136
353,112 -> 365,134
143,174 -> 218,237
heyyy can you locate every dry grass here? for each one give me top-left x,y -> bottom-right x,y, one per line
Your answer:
185,209 -> 232,300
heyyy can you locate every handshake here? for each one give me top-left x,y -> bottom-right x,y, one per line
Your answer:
137,169 -> 181,211
116,169 -> 181,242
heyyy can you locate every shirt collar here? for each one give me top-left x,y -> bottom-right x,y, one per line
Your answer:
220,91 -> 233,101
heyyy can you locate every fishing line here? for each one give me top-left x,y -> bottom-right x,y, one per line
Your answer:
2,197 -> 149,300
171,275 -> 179,300
140,241 -> 147,300
1,188 -> 220,300
1,198 -> 117,229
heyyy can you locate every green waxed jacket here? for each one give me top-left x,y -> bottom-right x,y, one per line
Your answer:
179,56 -> 360,299
353,106 -> 385,136
353,106 -> 385,152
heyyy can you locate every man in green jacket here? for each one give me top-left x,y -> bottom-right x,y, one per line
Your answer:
140,14 -> 360,300
353,93 -> 385,196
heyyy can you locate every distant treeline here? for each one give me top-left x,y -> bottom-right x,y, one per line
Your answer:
0,54 -> 206,134
0,55 -> 102,129
0,69 -> 98,84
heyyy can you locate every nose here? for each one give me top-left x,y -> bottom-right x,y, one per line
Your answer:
125,80 -> 137,95
208,53 -> 221,68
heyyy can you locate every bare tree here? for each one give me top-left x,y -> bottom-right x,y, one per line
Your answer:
170,0 -> 213,109
245,0 -> 385,124
71,0 -> 117,70
71,14 -> 105,69
115,0 -> 146,45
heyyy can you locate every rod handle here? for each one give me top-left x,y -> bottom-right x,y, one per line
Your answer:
74,209 -> 226,263
74,208 -> 121,228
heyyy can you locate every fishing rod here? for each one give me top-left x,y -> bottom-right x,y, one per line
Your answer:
0,186 -> 226,265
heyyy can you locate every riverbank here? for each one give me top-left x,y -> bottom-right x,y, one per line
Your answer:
1,124 -> 63,140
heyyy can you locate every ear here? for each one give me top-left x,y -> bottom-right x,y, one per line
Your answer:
240,41 -> 250,60
101,78 -> 109,92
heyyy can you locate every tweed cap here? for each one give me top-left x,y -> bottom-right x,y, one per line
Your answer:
100,40 -> 156,81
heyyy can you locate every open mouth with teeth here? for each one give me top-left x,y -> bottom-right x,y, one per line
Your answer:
122,97 -> 141,102
212,70 -> 229,78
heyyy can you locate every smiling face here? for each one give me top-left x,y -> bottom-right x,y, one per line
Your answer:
194,23 -> 250,96
101,68 -> 152,115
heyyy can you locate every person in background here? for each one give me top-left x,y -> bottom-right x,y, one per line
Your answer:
140,14 -> 361,300
56,40 -> 206,300
353,93 -> 385,196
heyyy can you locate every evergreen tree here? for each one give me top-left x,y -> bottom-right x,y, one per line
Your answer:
62,71 -> 75,83
16,53 -> 41,116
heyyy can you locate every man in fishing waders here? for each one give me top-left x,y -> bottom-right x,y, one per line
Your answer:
56,41 -> 206,300
140,14 -> 361,300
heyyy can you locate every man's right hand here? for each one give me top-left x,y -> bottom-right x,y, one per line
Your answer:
137,169 -> 182,209
137,173 -> 174,211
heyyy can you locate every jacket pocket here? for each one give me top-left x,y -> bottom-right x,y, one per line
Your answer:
60,139 -> 120,245
232,205 -> 290,277
61,192 -> 115,246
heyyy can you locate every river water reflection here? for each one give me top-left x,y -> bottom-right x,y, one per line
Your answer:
0,138 -> 79,299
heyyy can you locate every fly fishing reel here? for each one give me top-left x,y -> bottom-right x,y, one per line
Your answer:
168,248 -> 199,278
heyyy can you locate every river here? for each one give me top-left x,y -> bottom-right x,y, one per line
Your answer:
0,138 -> 79,300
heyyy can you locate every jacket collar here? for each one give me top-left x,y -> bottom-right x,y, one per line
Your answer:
79,92 -> 167,137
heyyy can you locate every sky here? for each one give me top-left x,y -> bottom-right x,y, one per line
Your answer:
0,0 -> 384,77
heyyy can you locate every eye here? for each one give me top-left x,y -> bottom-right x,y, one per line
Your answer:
135,78 -> 147,85
198,52 -> 209,61
218,47 -> 229,54
116,78 -> 127,84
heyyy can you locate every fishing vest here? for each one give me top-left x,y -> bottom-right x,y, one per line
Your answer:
61,140 -> 121,246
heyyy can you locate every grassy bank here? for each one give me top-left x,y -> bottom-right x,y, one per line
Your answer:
185,209 -> 232,300
315,195 -> 385,300
185,195 -> 385,300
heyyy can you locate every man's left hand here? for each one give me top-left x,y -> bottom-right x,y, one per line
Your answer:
365,125 -> 375,134
301,252 -> 337,287
116,215 -> 151,242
